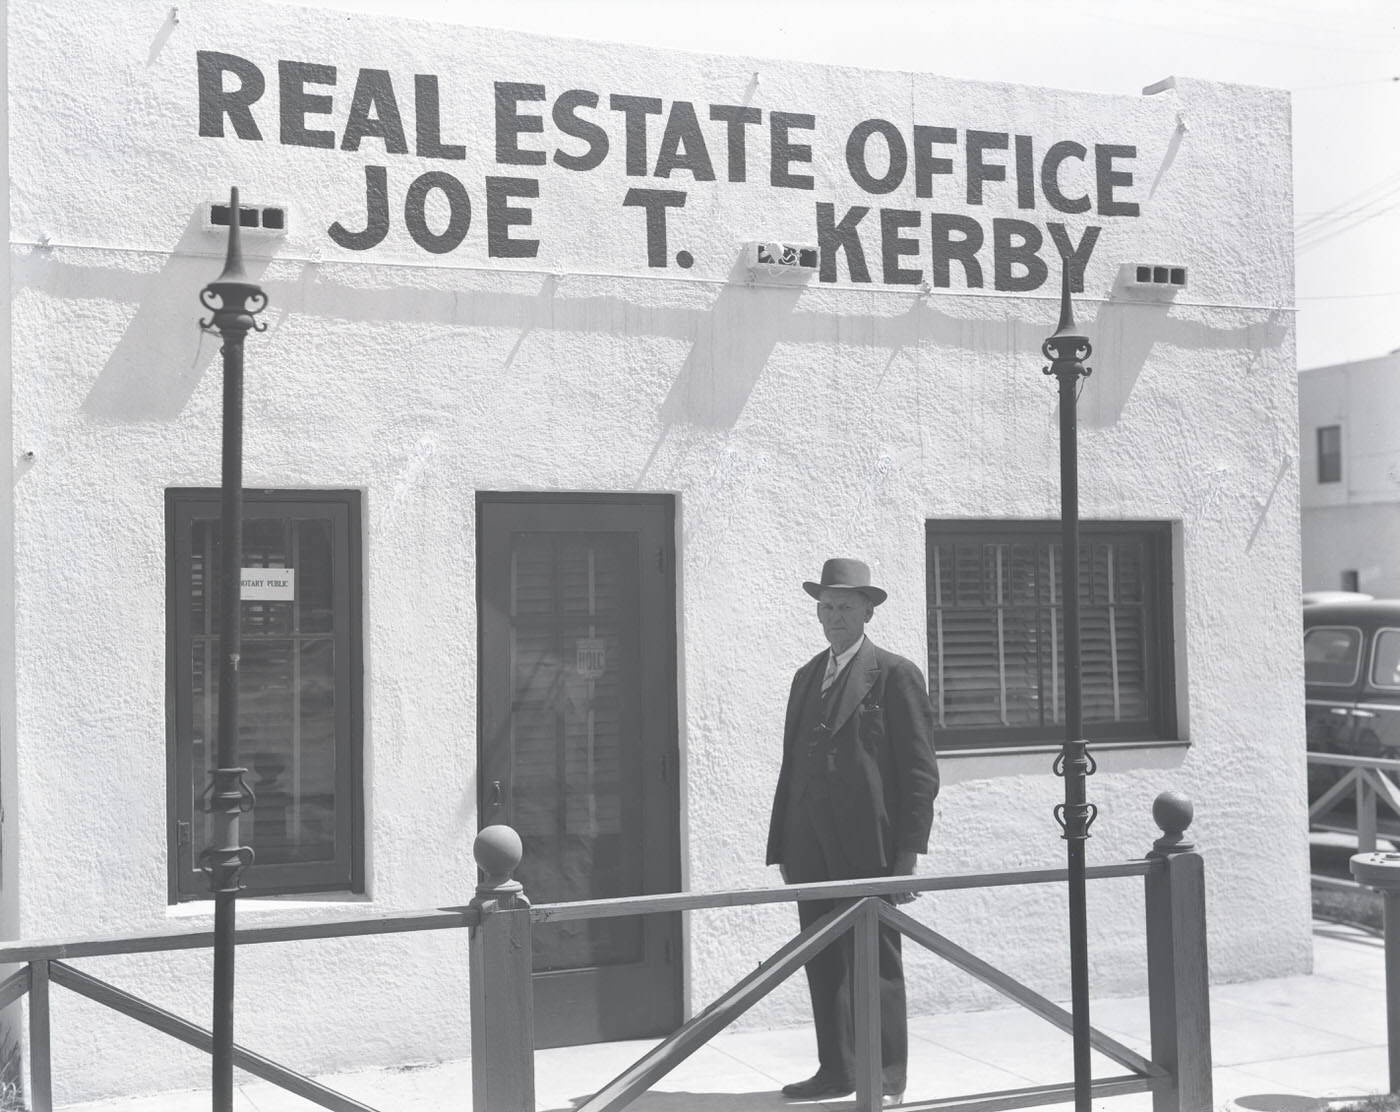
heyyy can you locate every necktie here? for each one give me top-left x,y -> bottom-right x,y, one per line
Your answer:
822,652 -> 839,693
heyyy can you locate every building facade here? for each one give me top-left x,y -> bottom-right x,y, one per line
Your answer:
1299,349 -> 1400,598
5,0 -> 1305,1102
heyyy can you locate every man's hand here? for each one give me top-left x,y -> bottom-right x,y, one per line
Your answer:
891,850 -> 919,905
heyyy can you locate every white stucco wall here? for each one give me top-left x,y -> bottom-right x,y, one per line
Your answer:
0,0 -> 19,1093
7,0 -> 1304,1101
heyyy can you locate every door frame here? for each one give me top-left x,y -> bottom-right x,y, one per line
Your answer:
474,490 -> 683,1043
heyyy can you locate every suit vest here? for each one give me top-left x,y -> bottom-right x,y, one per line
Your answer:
787,658 -> 852,806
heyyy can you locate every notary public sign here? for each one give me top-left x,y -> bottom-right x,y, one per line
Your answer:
241,567 -> 295,601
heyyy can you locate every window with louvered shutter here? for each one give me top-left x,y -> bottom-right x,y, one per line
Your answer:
926,521 -> 1175,750
168,489 -> 363,900
507,532 -> 643,971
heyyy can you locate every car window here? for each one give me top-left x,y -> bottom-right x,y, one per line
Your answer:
1304,626 -> 1362,686
1371,629 -> 1400,689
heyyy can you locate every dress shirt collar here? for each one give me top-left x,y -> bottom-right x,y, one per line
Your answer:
827,634 -> 865,677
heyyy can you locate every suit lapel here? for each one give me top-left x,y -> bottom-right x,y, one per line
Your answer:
798,650 -> 827,698
787,650 -> 829,740
826,638 -> 879,736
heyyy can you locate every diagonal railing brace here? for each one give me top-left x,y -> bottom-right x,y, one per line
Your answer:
49,962 -> 382,1112
575,900 -> 865,1112
0,967 -> 27,1012
881,903 -> 1164,1081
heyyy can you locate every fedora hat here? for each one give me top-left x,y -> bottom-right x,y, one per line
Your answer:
803,558 -> 887,606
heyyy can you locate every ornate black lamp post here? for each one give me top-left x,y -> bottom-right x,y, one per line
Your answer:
197,186 -> 266,1111
1042,258 -> 1096,1112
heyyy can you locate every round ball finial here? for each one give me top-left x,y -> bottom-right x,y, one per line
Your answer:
1153,791 -> 1193,836
1151,791 -> 1195,855
474,824 -> 523,886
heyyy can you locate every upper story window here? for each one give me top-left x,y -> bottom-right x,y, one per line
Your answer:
1317,425 -> 1342,484
926,520 -> 1176,751
167,489 -> 363,901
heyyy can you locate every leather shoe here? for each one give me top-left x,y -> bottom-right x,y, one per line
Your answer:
781,1072 -> 855,1100
883,1092 -> 905,1107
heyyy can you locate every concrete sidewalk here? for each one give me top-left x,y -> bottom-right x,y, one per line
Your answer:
57,919 -> 1392,1112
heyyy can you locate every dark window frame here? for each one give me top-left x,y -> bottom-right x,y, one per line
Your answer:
1317,425 -> 1342,484
166,488 -> 364,902
1371,629 -> 1400,691
925,519 -> 1177,752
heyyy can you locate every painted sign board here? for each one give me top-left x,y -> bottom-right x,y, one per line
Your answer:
576,637 -> 606,679
181,20 -> 1152,292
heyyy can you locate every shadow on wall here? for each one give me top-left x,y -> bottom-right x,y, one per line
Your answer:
657,255 -> 806,429
1077,264 -> 1290,430
1075,265 -> 1177,430
20,241 -> 1286,433
11,213 -> 273,424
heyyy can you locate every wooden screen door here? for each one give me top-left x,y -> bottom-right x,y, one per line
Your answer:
478,493 -> 681,1047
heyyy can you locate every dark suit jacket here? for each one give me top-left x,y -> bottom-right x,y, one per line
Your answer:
766,638 -> 939,873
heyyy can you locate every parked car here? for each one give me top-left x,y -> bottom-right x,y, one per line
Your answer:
1303,598 -> 1400,838
1302,590 -> 1373,606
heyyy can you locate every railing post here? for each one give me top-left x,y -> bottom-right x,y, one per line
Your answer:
470,824 -> 535,1112
1351,851 -> 1400,1093
1144,792 -> 1212,1112
1359,770 -> 1378,854
28,960 -> 51,1112
853,898 -> 882,1112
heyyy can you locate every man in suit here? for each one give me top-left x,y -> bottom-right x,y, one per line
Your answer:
767,558 -> 939,1106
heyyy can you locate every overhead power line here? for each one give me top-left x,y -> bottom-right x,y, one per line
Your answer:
1094,7 -> 1400,57
1292,75 -> 1400,90
1297,203 -> 1399,253
1297,290 -> 1400,301
1297,169 -> 1400,232
1295,168 -> 1400,252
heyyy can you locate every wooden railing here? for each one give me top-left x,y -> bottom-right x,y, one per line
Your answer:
1309,752 -> 1400,852
0,792 -> 1212,1112
0,907 -> 480,1112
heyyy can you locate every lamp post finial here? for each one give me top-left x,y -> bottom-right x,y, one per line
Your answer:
215,186 -> 248,285
1042,259 -> 1092,378
199,185 -> 267,336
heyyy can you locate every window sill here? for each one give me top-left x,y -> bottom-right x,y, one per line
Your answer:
940,738 -> 1189,759
938,738 -> 1191,782
167,893 -> 372,919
